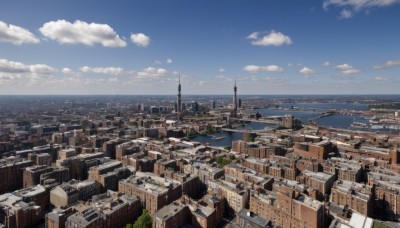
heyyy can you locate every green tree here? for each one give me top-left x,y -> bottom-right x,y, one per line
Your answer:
133,209 -> 152,228
215,156 -> 232,168
373,221 -> 389,228
249,134 -> 256,142
187,128 -> 198,137
324,194 -> 329,202
205,124 -> 215,134
125,224 -> 133,228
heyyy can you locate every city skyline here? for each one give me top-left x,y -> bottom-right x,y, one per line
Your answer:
1,0 -> 400,95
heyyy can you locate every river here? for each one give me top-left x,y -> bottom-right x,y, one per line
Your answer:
192,102 -> 398,147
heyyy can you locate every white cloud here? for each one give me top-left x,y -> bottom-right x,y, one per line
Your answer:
197,80 -> 210,86
107,77 -> 119,83
324,0 -> 400,10
265,76 -> 290,84
30,64 -> 56,75
247,30 -> 292,47
243,64 -> 283,73
80,66 -> 125,76
218,68 -> 226,73
339,9 -> 353,19
372,76 -> 388,81
135,67 -> 167,79
62,68 -> 72,74
373,60 -> 400,69
246,32 -> 259,39
336,64 -> 353,71
299,67 -> 317,75
0,59 -> 30,73
130,33 -> 150,47
0,21 -> 40,45
336,63 -> 360,74
323,0 -> 400,18
39,20 -> 126,47
0,59 -> 55,74
236,75 -> 259,82
166,58 -> 173,64
323,61 -> 334,66
0,59 -> 56,86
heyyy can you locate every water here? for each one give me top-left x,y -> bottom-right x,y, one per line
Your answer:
192,122 -> 276,147
192,102 -> 397,147
277,102 -> 369,111
192,132 -> 243,147
237,121 -> 277,131
316,114 -> 368,129
259,102 -> 370,123
257,109 -> 320,123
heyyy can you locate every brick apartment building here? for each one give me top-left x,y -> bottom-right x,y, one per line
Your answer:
208,179 -> 249,213
119,172 -> 182,214
330,180 -> 374,217
250,185 -> 326,228
293,140 -> 333,161
296,169 -> 336,200
65,191 -> 141,228
0,156 -> 33,193
153,195 -> 225,228
88,160 -> 131,192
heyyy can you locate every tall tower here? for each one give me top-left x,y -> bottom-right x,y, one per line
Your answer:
177,75 -> 182,112
233,78 -> 237,117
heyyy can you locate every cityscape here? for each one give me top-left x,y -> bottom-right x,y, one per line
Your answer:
1,1 -> 400,228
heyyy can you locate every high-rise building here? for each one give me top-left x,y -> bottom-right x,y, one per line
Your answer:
139,103 -> 145,112
151,106 -> 160,114
211,100 -> 216,109
192,101 -> 199,112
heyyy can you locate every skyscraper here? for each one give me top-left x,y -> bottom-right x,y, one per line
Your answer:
211,100 -> 216,109
177,75 -> 182,112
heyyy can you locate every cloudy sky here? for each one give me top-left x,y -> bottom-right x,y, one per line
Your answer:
0,0 -> 399,95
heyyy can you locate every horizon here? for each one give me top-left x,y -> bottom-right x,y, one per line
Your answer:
1,0 -> 399,94
1,94 -> 400,97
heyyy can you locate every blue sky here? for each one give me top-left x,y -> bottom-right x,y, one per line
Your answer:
0,0 -> 399,95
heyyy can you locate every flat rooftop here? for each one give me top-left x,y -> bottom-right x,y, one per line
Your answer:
237,209 -> 271,227
154,201 -> 187,221
302,170 -> 335,182
335,180 -> 370,201
122,172 -> 180,195
295,194 -> 323,210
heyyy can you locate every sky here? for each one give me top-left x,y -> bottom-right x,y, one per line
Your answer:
0,0 -> 400,95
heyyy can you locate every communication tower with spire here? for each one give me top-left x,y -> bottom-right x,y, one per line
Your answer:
232,78 -> 238,117
176,75 -> 182,113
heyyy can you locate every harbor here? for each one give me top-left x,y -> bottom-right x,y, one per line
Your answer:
193,103 -> 400,147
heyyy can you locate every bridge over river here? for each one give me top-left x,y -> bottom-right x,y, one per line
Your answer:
229,118 -> 281,124
220,127 -> 276,133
